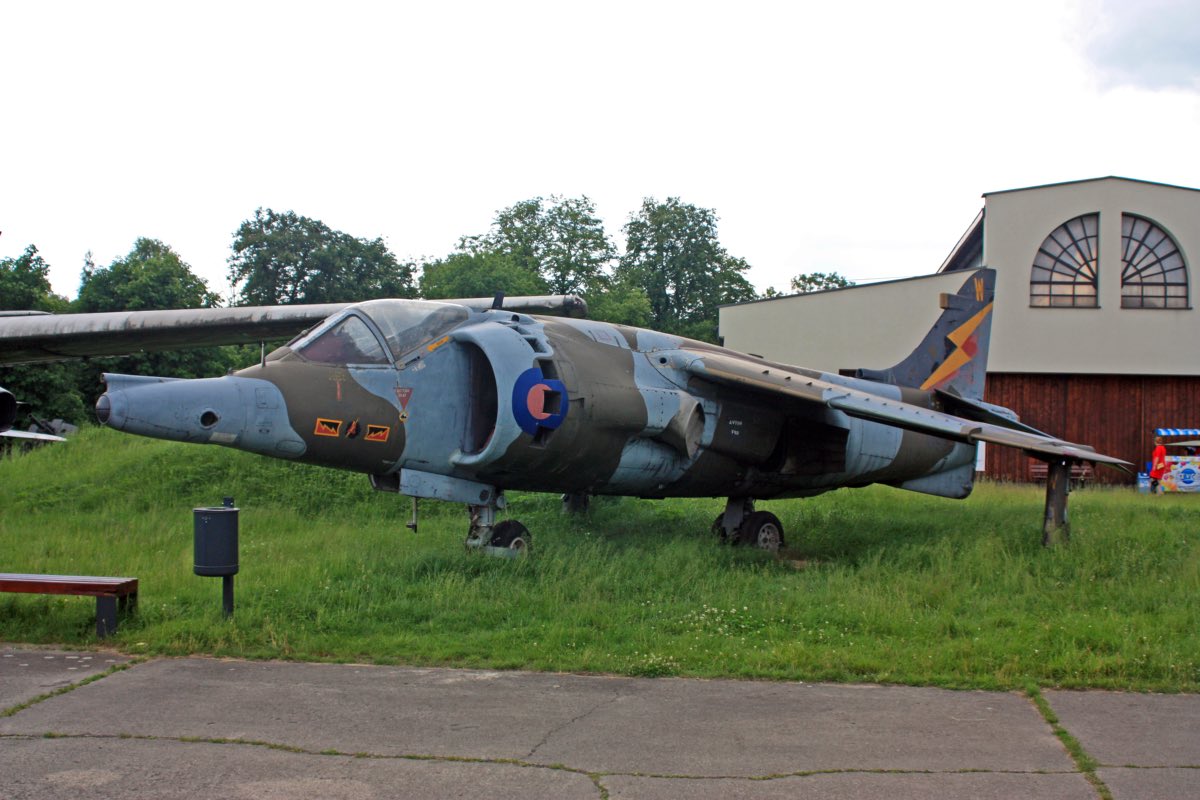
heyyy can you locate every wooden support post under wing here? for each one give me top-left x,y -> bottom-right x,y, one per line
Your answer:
1042,458 -> 1072,546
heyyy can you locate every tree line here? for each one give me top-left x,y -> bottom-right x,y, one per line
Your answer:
227,196 -> 761,341
1,195 -> 852,424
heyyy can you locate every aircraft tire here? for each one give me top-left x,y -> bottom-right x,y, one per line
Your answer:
489,520 -> 530,553
737,511 -> 784,553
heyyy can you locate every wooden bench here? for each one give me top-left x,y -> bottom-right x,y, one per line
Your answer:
1028,459 -> 1094,487
0,574 -> 137,638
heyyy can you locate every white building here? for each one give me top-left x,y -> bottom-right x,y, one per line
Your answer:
719,177 -> 1200,481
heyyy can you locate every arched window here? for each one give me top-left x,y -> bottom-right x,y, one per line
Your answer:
1121,214 -> 1188,309
1030,214 -> 1099,307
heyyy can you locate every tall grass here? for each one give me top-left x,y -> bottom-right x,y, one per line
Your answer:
2,427 -> 1197,691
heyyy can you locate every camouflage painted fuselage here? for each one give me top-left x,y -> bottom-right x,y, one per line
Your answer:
194,308 -> 974,502
8,271 -> 1128,546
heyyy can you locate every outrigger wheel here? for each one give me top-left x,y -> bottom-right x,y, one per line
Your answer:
488,520 -> 530,553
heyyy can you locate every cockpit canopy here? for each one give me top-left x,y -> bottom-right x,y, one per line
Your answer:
291,300 -> 470,365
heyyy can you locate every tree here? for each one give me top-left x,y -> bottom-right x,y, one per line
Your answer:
419,251 -> 549,300
0,245 -> 69,312
538,196 -> 616,296
585,278 -> 652,328
0,245 -> 84,422
614,197 -> 757,342
228,208 -> 416,306
76,238 -> 235,381
466,198 -> 543,275
789,271 -> 854,293
0,360 -> 88,427
466,195 -> 616,296
77,238 -> 221,312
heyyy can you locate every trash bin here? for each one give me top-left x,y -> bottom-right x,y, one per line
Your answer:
194,499 -> 238,577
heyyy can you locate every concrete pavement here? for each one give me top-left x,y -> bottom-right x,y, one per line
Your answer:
2,645 -> 1196,799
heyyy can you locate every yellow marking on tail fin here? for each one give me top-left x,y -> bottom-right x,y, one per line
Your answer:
919,302 -> 993,391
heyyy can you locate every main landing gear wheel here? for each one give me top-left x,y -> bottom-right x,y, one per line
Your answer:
737,511 -> 784,553
488,520 -> 530,554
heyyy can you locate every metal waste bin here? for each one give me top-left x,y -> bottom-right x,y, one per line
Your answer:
194,497 -> 238,617
194,498 -> 239,577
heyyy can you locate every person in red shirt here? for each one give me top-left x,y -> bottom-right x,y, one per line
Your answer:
1150,436 -> 1168,493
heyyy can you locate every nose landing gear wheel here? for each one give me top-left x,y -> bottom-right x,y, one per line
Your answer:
488,520 -> 530,554
737,511 -> 784,553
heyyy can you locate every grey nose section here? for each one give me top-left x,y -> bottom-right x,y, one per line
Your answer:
98,375 -> 181,429
97,374 -> 238,443
96,373 -> 304,457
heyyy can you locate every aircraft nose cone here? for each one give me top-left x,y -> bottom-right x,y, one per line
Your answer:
95,391 -> 128,428
94,373 -> 301,458
97,373 -> 232,439
95,393 -> 112,425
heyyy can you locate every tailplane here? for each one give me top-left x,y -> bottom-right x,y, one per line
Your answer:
847,269 -> 994,400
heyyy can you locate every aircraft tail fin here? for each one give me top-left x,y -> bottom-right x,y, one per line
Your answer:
846,269 -> 994,400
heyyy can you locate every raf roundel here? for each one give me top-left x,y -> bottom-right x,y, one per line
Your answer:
512,367 -> 569,436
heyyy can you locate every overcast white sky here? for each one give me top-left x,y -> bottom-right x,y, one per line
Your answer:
2,0 -> 1199,301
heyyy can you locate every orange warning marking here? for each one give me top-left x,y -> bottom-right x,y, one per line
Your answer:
314,418 -> 342,437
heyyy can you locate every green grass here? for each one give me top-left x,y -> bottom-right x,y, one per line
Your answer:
2,426 -> 1198,691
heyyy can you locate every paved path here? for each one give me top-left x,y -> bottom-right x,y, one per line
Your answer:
2,645 -> 1196,799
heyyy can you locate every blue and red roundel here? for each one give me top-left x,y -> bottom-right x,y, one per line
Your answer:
512,367 -> 569,436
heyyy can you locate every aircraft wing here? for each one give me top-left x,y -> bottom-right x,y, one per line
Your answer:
683,350 -> 1131,467
0,305 -> 350,365
0,295 -> 587,366
1,429 -> 67,442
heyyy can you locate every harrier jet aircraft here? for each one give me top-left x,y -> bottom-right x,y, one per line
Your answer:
0,271 -> 1125,551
